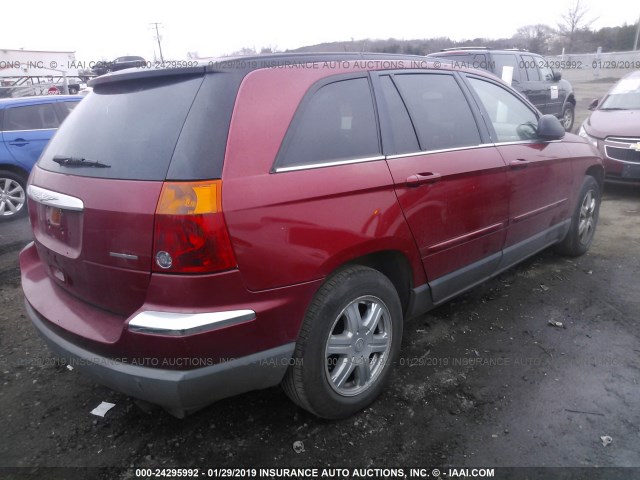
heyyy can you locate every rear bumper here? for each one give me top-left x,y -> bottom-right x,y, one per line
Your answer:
25,299 -> 294,417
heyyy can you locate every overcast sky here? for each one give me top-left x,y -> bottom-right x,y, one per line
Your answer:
2,0 -> 638,61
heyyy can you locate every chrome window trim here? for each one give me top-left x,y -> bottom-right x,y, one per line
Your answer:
0,127 -> 58,133
274,139 -> 561,168
128,310 -> 256,336
492,139 -> 562,146
386,144 -> 493,160
27,185 -> 84,211
274,155 -> 385,173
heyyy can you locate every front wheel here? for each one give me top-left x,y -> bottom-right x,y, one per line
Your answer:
0,171 -> 28,221
556,176 -> 600,256
282,266 -> 403,419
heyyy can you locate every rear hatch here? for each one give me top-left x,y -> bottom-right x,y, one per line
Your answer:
28,68 -> 238,316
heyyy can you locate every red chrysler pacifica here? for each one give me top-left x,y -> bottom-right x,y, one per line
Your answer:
20,53 -> 603,419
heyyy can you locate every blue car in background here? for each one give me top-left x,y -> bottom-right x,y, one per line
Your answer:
0,95 -> 82,221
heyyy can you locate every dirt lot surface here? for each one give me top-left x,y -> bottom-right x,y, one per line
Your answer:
1,77 -> 639,480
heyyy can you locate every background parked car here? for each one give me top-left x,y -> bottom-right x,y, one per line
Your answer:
579,70 -> 640,181
428,48 -> 576,131
111,56 -> 147,72
0,95 -> 82,220
90,56 -> 147,76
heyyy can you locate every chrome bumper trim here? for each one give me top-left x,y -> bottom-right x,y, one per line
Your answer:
128,310 -> 256,336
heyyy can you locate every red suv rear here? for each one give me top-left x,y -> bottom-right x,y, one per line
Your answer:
20,54 -> 603,419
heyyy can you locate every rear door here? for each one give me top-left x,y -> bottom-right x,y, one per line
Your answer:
535,57 -> 564,117
463,74 -> 573,269
375,71 -> 509,304
519,54 -> 548,113
2,101 -> 60,171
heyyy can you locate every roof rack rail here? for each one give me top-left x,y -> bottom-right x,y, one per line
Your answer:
504,48 -> 529,52
440,46 -> 489,51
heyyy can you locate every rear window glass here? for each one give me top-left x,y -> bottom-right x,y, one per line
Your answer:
276,77 -> 380,169
38,75 -> 204,181
492,54 -> 521,83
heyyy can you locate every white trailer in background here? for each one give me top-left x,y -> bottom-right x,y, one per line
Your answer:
0,49 -> 80,97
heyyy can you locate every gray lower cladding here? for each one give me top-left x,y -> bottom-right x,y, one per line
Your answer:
25,300 -> 295,418
407,219 -> 571,316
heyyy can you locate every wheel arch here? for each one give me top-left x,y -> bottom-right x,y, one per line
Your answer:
341,250 -> 414,316
0,164 -> 29,180
585,164 -> 605,191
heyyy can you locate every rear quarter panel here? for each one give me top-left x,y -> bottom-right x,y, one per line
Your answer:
222,66 -> 426,292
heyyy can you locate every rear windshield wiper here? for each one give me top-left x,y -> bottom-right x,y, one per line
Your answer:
599,107 -> 626,111
52,156 -> 111,168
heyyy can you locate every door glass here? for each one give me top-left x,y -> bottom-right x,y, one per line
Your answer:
393,73 -> 481,151
4,104 -> 59,131
379,75 -> 419,154
521,55 -> 541,81
56,100 -> 81,120
468,78 -> 539,142
537,60 -> 554,81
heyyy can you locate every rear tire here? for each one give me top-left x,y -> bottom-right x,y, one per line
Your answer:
282,266 -> 403,419
561,103 -> 575,132
0,171 -> 28,221
556,176 -> 600,256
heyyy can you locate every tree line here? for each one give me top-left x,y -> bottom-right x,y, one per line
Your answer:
283,23 -> 637,57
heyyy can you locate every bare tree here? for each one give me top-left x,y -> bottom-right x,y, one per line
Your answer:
514,24 -> 555,53
558,0 -> 597,51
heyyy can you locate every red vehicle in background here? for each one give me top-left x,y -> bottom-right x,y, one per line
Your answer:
579,70 -> 640,181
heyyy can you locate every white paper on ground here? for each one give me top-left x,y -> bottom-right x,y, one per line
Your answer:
90,402 -> 116,417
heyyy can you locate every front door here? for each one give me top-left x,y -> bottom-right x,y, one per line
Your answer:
464,74 -> 573,271
374,71 -> 510,304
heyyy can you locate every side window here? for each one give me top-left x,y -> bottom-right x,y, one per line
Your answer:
56,100 -> 80,121
536,57 -> 554,82
277,78 -> 380,168
492,54 -> 521,83
521,55 -> 541,81
379,75 -> 419,154
467,77 -> 539,142
4,103 -> 60,131
393,73 -> 481,151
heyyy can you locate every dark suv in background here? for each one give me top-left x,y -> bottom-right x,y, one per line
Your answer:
21,53 -> 602,419
428,48 -> 576,131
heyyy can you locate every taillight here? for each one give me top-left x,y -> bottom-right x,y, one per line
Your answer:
153,180 -> 236,274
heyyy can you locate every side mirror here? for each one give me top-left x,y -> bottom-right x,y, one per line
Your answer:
588,98 -> 599,110
553,71 -> 562,81
537,114 -> 565,140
